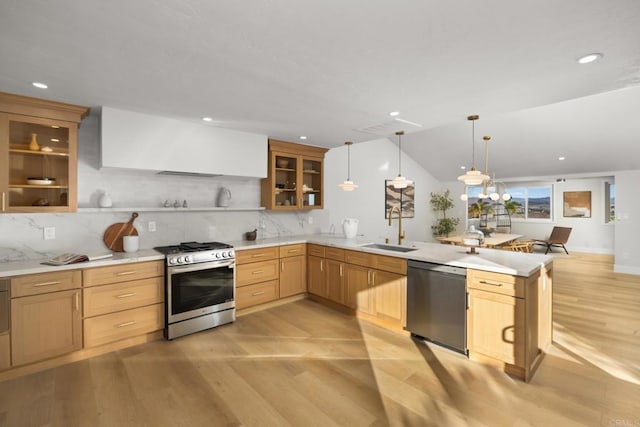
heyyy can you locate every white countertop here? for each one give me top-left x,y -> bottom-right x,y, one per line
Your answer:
0,234 -> 552,279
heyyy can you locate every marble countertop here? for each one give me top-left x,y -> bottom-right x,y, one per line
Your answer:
0,234 -> 552,279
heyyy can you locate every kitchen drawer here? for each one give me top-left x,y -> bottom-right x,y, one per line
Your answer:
84,303 -> 163,348
11,270 -> 81,298
325,247 -> 345,261
307,244 -> 325,258
0,334 -> 9,371
236,280 -> 278,310
467,269 -> 525,298
236,246 -> 279,264
235,259 -> 279,287
83,277 -> 164,317
374,255 -> 407,275
83,261 -> 163,287
345,250 -> 374,268
279,244 -> 306,258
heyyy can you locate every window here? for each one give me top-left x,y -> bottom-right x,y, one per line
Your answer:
505,185 -> 552,221
605,182 -> 615,223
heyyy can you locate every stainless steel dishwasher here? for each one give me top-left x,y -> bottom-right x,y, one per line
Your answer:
406,260 -> 467,354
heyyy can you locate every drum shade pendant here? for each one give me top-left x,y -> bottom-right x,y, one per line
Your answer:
458,115 -> 489,186
390,130 -> 413,189
338,141 -> 358,191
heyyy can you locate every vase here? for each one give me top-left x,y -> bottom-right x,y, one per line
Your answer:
29,133 -> 40,151
98,192 -> 113,208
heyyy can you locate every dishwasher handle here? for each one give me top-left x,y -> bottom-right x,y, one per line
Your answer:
408,260 -> 466,277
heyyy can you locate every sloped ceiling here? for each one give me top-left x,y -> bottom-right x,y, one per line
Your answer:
1,0 -> 639,180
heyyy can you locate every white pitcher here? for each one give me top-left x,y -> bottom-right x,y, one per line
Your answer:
216,187 -> 231,207
342,218 -> 359,238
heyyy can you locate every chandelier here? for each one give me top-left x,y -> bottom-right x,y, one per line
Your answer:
389,130 -> 413,189
457,115 -> 489,186
338,141 -> 358,191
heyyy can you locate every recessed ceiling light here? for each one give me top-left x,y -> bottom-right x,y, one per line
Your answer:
389,111 -> 400,117
202,117 -> 213,122
558,156 -> 566,161
460,166 -> 466,170
577,53 -> 603,64
32,82 -> 48,89
299,136 -> 307,140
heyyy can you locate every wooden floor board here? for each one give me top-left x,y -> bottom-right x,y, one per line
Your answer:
1,252 -> 639,426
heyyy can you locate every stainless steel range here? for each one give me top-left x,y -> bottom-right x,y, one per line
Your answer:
154,241 -> 235,340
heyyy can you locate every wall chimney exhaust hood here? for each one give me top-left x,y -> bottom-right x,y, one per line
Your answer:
100,107 -> 268,178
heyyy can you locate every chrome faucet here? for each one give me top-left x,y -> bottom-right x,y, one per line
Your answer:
388,206 -> 405,245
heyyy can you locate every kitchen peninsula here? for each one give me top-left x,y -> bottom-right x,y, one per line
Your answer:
0,235 -> 552,382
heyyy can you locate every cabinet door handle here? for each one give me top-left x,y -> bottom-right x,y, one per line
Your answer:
367,270 -> 371,285
115,270 -> 136,276
1,192 -> 5,211
74,292 -> 79,311
479,280 -> 503,287
115,292 -> 136,299
466,293 -> 470,309
339,264 -> 343,277
252,291 -> 265,296
371,271 -> 375,285
33,280 -> 61,287
251,270 -> 264,275
320,260 -> 323,272
116,321 -> 136,328
281,261 -> 284,272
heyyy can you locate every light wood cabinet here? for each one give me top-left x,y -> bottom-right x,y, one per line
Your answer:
307,255 -> 326,297
279,244 -> 306,298
0,334 -> 10,371
82,261 -> 164,348
466,267 -> 552,381
235,247 -> 280,309
261,139 -> 328,210
345,263 -> 373,314
0,91 -> 89,213
325,259 -> 345,305
11,288 -> 82,366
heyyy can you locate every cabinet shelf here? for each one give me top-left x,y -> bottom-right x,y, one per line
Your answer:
77,206 -> 265,213
275,167 -> 296,172
10,184 -> 69,189
9,148 -> 70,157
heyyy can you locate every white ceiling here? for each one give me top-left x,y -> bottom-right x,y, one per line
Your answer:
1,0 -> 639,180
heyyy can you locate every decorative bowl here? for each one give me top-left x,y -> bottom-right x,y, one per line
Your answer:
276,159 -> 289,168
27,177 -> 56,185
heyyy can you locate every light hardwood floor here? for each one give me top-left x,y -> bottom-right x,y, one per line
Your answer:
0,253 -> 638,426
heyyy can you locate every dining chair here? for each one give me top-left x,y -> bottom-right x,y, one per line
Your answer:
533,227 -> 572,254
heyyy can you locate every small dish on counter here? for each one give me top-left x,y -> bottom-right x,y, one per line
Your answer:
27,177 -> 56,185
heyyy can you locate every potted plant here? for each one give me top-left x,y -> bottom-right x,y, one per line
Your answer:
503,199 -> 522,215
430,190 -> 460,237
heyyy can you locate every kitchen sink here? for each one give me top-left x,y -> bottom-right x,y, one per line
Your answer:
361,243 -> 418,253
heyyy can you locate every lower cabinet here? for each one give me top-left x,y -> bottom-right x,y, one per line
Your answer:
82,262 -> 164,348
0,334 -> 9,371
235,247 -> 280,309
10,270 -> 82,367
236,280 -> 279,310
325,258 -> 345,304
307,255 -> 326,297
11,288 -> 82,366
345,263 -> 373,314
279,244 -> 306,298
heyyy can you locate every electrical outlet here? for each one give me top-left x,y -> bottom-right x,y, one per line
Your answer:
148,221 -> 157,232
43,227 -> 56,240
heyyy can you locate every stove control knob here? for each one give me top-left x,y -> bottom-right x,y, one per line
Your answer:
177,257 -> 184,264
225,251 -> 232,258
216,252 -> 222,259
169,258 -> 176,265
184,256 -> 191,263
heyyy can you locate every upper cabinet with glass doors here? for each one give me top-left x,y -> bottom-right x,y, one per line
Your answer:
261,139 -> 328,210
0,92 -> 89,213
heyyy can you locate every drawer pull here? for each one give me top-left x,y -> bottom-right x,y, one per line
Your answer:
33,280 -> 62,287
251,254 -> 264,258
115,292 -> 136,299
74,292 -> 79,311
115,271 -> 136,276
116,321 -> 136,328
479,280 -> 503,287
251,270 -> 264,275
288,249 -> 299,253
252,291 -> 265,296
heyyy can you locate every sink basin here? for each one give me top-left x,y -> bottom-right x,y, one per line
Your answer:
361,243 -> 418,253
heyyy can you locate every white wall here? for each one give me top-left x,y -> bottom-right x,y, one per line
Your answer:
325,138 -> 442,244
445,177 -> 615,254
613,170 -> 640,274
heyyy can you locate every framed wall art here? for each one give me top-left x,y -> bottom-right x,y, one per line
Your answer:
385,180 -> 415,218
563,191 -> 591,218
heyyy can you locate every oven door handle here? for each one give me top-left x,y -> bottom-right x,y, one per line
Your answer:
168,260 -> 235,274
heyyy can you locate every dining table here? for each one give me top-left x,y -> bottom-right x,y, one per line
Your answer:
436,233 -> 523,248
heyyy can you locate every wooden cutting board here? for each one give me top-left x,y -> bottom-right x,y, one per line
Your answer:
103,212 -> 139,252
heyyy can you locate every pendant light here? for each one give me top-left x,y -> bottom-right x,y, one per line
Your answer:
338,141 -> 358,191
390,130 -> 413,189
457,115 -> 489,186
